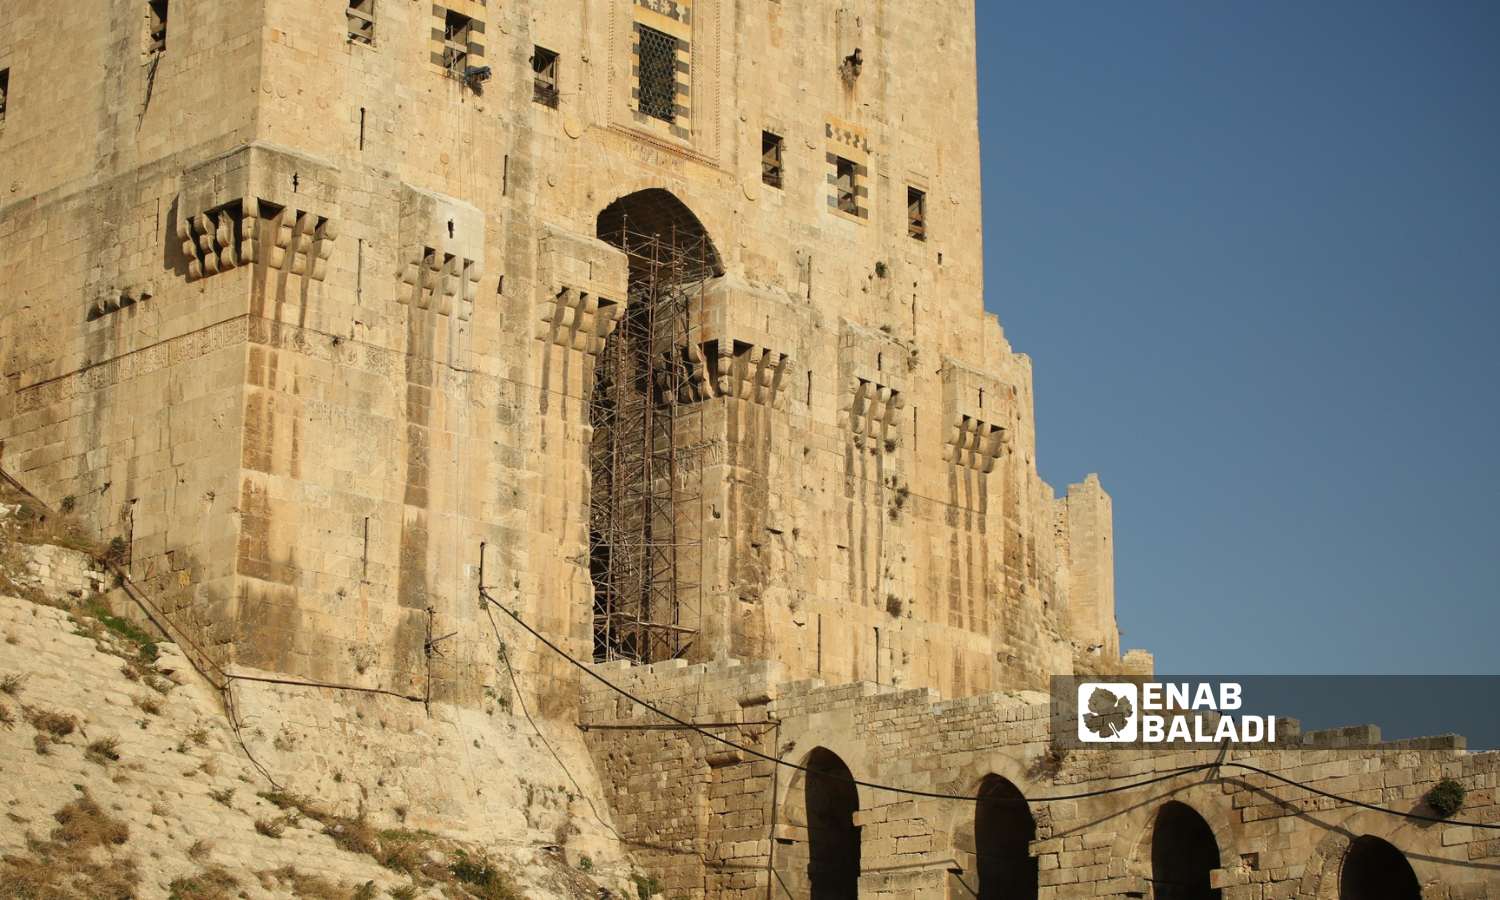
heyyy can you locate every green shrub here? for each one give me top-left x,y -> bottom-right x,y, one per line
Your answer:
1427,778 -> 1466,818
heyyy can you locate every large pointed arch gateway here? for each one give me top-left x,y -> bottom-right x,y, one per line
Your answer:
588,189 -> 723,664
1339,836 -> 1420,900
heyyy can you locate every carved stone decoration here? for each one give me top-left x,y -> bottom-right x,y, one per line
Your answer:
176,143 -> 342,285
847,378 -> 904,452
535,225 -> 629,354
397,184 -> 485,320
684,339 -> 789,404
178,199 -> 337,283
941,357 -> 1013,473
946,414 -> 1005,473
398,247 -> 479,320
536,287 -> 623,353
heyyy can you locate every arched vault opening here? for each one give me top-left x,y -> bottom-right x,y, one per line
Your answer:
975,775 -> 1038,899
801,748 -> 860,899
1339,835 -> 1420,900
1150,801 -> 1223,900
588,189 -> 721,664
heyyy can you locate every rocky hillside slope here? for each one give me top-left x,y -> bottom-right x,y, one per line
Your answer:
0,481 -> 652,900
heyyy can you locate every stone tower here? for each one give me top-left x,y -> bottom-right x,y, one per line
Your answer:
0,0 -> 1120,708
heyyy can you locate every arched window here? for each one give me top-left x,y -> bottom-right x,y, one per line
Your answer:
974,775 -> 1037,899
1340,835 -> 1420,900
804,748 -> 860,899
1150,801 -> 1222,900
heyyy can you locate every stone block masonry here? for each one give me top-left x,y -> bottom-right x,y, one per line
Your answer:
7,2 -> 1485,896
1,0 -> 1135,710
579,658 -> 1500,899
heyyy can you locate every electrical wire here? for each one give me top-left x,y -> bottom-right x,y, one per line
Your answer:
481,589 -> 1500,830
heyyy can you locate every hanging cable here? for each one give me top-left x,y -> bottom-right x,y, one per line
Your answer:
481,589 -> 1500,830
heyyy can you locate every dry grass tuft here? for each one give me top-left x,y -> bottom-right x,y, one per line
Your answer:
134,694 -> 163,716
207,787 -> 235,806
85,737 -> 122,765
0,672 -> 25,695
24,706 -> 78,738
258,865 -> 358,899
0,702 -> 13,729
51,796 -> 131,849
254,816 -> 286,839
0,796 -> 139,897
186,838 -> 213,861
167,866 -> 239,900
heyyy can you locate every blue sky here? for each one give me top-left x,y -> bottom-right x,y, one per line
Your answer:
976,1 -> 1499,676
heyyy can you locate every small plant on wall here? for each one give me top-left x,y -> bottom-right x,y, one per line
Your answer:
1426,778 -> 1466,818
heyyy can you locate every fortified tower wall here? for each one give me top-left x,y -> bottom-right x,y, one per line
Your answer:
1,0 -> 1125,709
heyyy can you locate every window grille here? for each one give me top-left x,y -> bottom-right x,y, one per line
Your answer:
532,46 -> 559,108
637,26 -> 678,124
347,0 -> 375,45
762,132 -> 784,188
907,187 -> 927,240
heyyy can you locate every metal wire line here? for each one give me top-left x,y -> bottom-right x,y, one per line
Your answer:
480,589 -> 1500,829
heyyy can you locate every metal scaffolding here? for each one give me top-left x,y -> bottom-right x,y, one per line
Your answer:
588,220 -> 711,664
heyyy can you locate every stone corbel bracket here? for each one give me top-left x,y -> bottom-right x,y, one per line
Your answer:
688,277 -> 805,406
687,340 -> 790,404
941,357 -> 1013,473
846,378 -> 905,452
397,184 -> 485,320
535,225 -> 629,353
839,320 -> 909,452
398,247 -> 479,320
177,143 -> 341,283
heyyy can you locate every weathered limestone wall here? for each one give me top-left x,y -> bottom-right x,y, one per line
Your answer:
2,0 -> 1126,709
580,658 -> 1500,899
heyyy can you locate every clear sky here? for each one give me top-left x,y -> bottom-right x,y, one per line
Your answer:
975,1 -> 1499,676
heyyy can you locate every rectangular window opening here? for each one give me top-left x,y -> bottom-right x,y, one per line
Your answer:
146,0 -> 169,55
762,131 -> 784,189
443,10 -> 473,75
532,46 -> 559,108
835,156 -> 858,215
0,69 -> 9,124
347,0 -> 375,45
907,186 -> 927,241
637,26 -> 678,124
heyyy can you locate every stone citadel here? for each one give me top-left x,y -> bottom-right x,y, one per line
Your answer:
0,1 -> 1494,897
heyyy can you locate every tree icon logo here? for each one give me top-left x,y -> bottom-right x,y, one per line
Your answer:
1077,683 -> 1138,742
